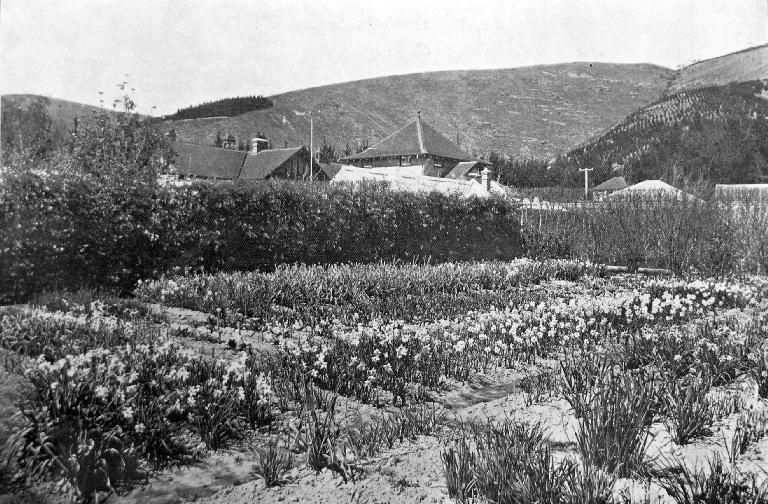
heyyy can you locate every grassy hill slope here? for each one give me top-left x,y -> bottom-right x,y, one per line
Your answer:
2,94 -> 119,131
167,63 -> 674,159
669,44 -> 768,94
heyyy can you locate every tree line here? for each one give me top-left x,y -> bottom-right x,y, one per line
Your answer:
165,95 -> 274,120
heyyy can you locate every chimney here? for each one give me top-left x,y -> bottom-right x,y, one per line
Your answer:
481,167 -> 492,191
251,137 -> 269,154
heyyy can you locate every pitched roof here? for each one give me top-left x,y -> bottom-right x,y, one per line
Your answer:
609,179 -> 701,201
172,142 -> 247,180
318,162 -> 343,179
444,161 -> 483,180
594,176 -> 628,192
340,115 -> 474,162
240,147 -> 304,180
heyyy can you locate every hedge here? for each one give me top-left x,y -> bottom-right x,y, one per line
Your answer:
0,175 -> 522,302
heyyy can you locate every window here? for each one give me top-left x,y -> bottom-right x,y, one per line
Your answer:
400,156 -> 411,166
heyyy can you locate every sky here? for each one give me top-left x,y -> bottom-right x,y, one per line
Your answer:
1,0 -> 766,115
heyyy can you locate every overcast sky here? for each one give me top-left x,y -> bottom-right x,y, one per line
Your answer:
2,0 -> 766,115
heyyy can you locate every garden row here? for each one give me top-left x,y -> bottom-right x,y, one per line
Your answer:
135,258 -> 600,327
269,278 -> 756,405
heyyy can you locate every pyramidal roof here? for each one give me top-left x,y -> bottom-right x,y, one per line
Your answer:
341,115 -> 474,162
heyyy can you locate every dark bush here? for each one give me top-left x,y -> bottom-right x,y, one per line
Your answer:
0,175 -> 522,303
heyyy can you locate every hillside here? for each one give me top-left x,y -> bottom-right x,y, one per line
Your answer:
556,80 -> 768,185
669,44 -> 768,94
2,94 -> 120,139
166,63 -> 674,159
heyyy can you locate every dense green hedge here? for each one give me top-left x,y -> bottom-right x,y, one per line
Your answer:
0,175 -> 522,302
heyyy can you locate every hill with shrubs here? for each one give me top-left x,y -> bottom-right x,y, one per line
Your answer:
554,80 -> 768,186
165,62 -> 674,159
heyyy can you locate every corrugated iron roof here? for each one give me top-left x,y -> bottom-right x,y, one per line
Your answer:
340,115 -> 474,162
172,142 -> 247,180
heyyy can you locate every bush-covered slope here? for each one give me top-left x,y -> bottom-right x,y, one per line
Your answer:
556,80 -> 768,186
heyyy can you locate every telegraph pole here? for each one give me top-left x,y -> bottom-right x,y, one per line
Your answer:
309,112 -> 313,180
579,167 -> 593,199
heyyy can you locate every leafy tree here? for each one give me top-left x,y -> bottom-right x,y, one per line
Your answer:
65,95 -> 174,182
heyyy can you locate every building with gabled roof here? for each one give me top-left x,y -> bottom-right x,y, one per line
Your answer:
170,142 -> 326,181
241,146 -> 324,180
172,141 -> 248,180
339,114 -> 489,177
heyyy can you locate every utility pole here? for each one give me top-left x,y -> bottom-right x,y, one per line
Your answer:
309,112 -> 313,180
579,167 -> 593,199
294,109 -> 314,179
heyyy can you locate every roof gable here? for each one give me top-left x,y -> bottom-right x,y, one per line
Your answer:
172,142 -> 247,180
241,147 -> 305,180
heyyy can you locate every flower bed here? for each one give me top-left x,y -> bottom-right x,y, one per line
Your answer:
136,259 -> 602,328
